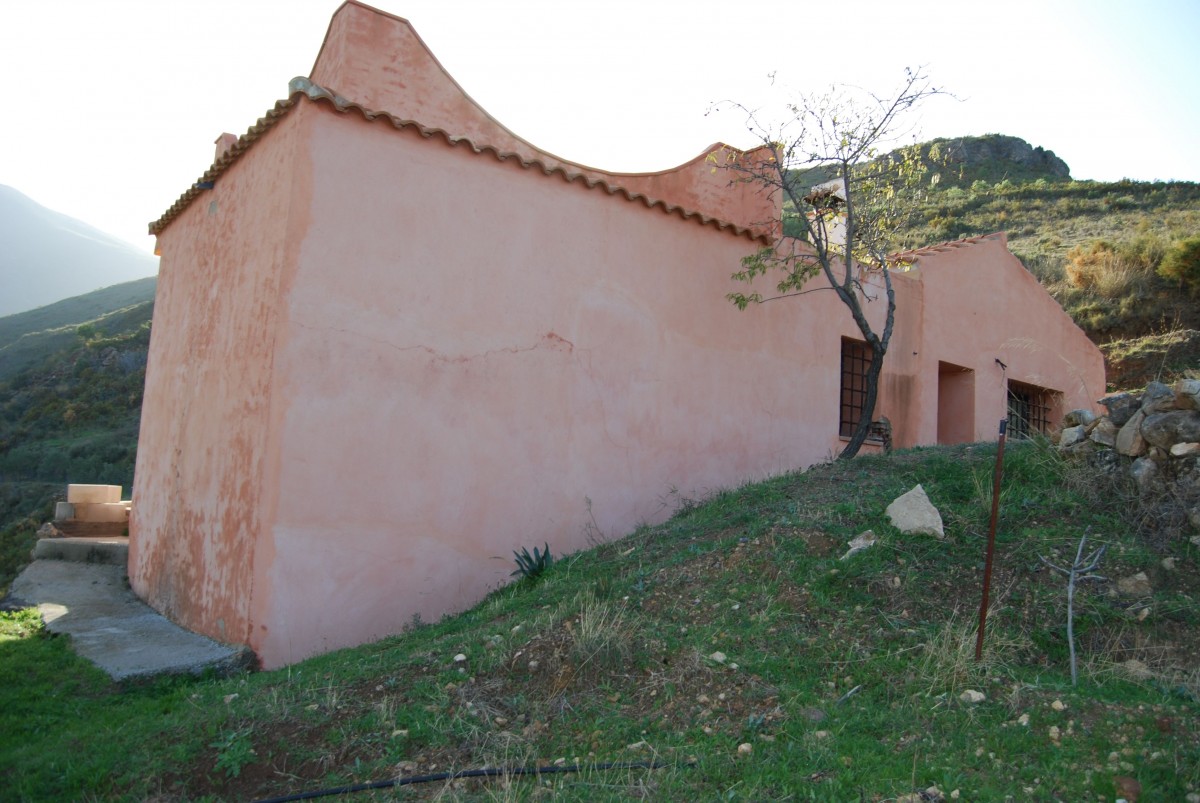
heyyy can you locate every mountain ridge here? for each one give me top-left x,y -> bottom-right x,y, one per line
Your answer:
0,185 -> 158,317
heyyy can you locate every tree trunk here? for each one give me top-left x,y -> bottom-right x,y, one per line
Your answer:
838,268 -> 896,460
839,340 -> 885,459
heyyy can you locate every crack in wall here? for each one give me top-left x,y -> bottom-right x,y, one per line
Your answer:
291,320 -> 574,363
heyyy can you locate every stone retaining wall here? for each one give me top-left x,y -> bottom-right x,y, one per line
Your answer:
1056,379 -> 1200,534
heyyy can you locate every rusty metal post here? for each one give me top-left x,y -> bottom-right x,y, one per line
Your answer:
975,419 -> 1007,661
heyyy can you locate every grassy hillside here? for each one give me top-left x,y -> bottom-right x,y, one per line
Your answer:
789,135 -> 1200,385
2,441 -> 1197,800
0,276 -> 155,350
0,315 -> 148,592
0,277 -> 155,381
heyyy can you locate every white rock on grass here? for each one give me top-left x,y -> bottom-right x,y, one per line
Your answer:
886,484 -> 945,538
840,530 -> 877,560
959,689 -> 986,704
1121,659 -> 1154,681
1117,572 -> 1152,597
709,651 -> 728,664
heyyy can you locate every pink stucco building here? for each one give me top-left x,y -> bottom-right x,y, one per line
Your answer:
131,1 -> 1105,668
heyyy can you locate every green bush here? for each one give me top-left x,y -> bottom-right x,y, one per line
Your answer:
1157,236 -> 1200,293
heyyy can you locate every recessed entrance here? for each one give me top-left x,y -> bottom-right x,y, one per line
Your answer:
937,361 -> 975,444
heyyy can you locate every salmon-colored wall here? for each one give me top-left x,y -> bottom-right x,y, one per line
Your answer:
907,235 -> 1105,443
251,107 -> 867,665
132,3 -> 1105,668
130,110 -> 312,648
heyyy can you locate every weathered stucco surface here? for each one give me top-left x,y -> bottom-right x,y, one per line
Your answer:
132,1 -> 1105,668
131,109 -> 313,648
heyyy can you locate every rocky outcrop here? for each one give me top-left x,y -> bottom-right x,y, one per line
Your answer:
1057,380 -> 1200,535
935,135 -> 1071,179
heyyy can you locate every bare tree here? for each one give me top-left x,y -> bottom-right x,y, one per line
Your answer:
1040,531 -> 1106,686
716,69 -> 944,457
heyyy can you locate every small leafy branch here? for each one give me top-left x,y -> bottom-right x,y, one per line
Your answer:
512,542 -> 553,582
210,727 -> 255,778
1040,531 -> 1106,686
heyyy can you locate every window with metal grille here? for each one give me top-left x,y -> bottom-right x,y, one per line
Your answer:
1007,381 -> 1052,439
840,338 -> 873,438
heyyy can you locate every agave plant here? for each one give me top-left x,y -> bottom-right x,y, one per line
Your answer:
512,543 -> 553,581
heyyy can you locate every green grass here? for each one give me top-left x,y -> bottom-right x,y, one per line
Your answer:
2,441 -> 1197,801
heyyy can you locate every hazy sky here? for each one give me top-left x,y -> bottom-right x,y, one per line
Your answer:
2,0 -> 1197,255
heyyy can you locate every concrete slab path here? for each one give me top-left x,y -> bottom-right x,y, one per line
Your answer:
8,543 -> 251,681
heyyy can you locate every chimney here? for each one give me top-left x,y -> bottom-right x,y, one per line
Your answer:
805,178 -> 848,249
214,132 -> 239,164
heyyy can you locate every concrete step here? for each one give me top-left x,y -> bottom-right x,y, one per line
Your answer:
33,537 -> 128,566
54,521 -> 128,538
7,560 -> 253,680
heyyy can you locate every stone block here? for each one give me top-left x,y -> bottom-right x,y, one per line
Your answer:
1088,418 -> 1118,447
1140,381 -> 1177,414
1130,457 -> 1159,494
1142,410 -> 1200,450
1175,378 -> 1200,410
1114,409 -> 1147,457
73,502 -> 131,523
54,502 -> 76,521
1058,425 -> 1086,447
1062,409 -> 1096,428
67,484 -> 122,504
1099,392 -> 1141,427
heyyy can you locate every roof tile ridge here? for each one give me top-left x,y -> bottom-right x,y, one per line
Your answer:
150,78 -> 771,242
149,97 -> 296,235
888,231 -> 1006,263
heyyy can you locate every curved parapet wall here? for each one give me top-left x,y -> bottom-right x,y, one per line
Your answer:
149,82 -> 771,242
309,0 -> 777,238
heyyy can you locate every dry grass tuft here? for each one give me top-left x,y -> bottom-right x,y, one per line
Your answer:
916,612 -> 1029,697
568,590 -> 636,673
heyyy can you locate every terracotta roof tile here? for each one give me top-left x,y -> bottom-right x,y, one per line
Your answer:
149,78 -> 771,242
888,232 -> 1005,264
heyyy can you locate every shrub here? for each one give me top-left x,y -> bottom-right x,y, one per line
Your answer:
1064,237 -> 1165,299
511,542 -> 553,581
1157,236 -> 1200,293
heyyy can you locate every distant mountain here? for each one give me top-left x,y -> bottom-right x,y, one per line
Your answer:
0,185 -> 158,317
923,134 -> 1071,185
791,134 -> 1072,193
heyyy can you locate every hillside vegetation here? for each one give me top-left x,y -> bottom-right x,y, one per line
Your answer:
2,441 -> 1197,800
791,134 -> 1200,386
0,316 -> 148,591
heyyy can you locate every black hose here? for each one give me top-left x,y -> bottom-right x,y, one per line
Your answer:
251,760 -> 684,803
